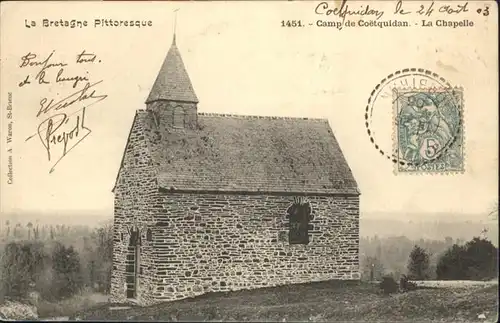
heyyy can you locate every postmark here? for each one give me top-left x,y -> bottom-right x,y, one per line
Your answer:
365,68 -> 464,175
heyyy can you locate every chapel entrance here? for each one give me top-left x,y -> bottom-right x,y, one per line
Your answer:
125,227 -> 141,299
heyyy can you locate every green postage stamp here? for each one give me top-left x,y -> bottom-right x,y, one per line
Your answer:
393,87 -> 464,174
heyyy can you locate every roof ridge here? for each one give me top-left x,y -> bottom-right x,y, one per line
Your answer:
197,112 -> 328,122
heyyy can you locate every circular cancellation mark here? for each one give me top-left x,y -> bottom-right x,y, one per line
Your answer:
365,68 -> 465,174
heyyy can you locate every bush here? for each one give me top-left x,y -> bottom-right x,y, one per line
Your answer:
79,224 -> 113,294
436,237 -> 498,280
0,300 -> 38,320
461,237 -> 498,280
51,242 -> 84,300
37,265 -> 56,301
407,245 -> 430,280
399,275 -> 417,292
379,276 -> 398,295
0,241 -> 48,299
436,244 -> 466,280
91,225 -> 113,293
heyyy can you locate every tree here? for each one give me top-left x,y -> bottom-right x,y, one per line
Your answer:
407,245 -> 430,280
90,223 -> 113,293
27,222 -> 33,240
436,244 -> 465,280
436,237 -> 498,280
0,241 -> 48,298
51,242 -> 83,300
461,237 -> 497,280
34,223 -> 40,240
13,223 -> 21,238
488,202 -> 498,220
361,256 -> 385,281
33,220 -> 40,240
5,220 -> 10,238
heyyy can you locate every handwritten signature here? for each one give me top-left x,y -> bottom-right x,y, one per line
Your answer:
36,109 -> 91,173
36,81 -> 106,117
25,82 -> 108,173
21,50 -> 108,173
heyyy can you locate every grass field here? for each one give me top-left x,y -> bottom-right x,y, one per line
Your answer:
37,292 -> 109,320
71,281 -> 498,322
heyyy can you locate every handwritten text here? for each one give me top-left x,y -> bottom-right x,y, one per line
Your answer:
21,50 -> 108,173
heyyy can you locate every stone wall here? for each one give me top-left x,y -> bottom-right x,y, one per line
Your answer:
147,100 -> 198,130
111,111 -> 158,305
147,192 -> 359,303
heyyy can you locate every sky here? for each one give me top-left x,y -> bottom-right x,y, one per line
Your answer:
0,1 -> 498,220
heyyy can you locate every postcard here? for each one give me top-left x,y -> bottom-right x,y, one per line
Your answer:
0,0 -> 498,321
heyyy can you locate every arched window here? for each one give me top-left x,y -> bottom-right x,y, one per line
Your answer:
173,106 -> 185,128
287,199 -> 313,245
146,229 -> 152,241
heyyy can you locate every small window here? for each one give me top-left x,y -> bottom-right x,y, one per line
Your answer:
129,227 -> 141,246
287,201 -> 312,245
152,110 -> 160,128
146,229 -> 152,241
173,106 -> 185,128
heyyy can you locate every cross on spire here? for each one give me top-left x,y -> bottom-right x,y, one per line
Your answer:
173,8 -> 179,45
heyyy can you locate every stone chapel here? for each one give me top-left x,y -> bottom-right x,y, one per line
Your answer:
110,34 -> 360,305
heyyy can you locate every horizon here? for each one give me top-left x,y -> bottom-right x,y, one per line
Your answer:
1,210 -> 496,224
1,211 -> 497,245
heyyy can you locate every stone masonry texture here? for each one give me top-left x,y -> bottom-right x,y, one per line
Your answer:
110,109 -> 360,305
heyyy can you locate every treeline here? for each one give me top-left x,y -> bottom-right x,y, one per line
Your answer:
361,235 -> 498,282
0,222 -> 113,303
0,221 -> 94,244
1,220 -> 497,303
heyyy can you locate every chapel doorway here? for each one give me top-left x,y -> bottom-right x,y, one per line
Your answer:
125,227 -> 141,299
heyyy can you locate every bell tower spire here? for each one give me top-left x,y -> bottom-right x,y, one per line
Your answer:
146,9 -> 198,129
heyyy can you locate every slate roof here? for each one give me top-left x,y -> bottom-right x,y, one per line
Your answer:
136,111 -> 359,195
115,37 -> 359,196
145,38 -> 198,104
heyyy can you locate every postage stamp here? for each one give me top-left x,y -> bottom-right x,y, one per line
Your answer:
393,87 -> 464,174
365,68 -> 465,175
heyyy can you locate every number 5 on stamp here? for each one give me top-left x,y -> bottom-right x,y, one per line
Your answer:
393,87 -> 464,174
